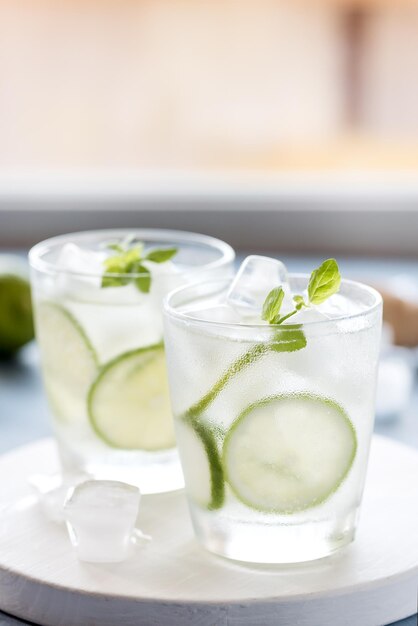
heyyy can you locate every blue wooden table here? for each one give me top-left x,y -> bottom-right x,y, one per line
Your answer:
0,254 -> 417,626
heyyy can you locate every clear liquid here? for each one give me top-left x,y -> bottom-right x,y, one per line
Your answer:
165,303 -> 381,562
34,280 -> 184,494
189,500 -> 358,563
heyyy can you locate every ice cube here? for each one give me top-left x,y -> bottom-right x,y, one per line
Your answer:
56,244 -> 150,305
286,307 -> 331,324
29,472 -> 87,524
55,243 -> 106,298
143,259 -> 184,303
316,293 -> 362,319
226,255 -> 291,317
185,304 -> 242,323
63,480 -> 141,563
58,243 -> 105,276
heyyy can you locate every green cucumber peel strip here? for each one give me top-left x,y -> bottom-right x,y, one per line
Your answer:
185,325 -> 306,418
182,415 -> 225,510
181,326 -> 306,511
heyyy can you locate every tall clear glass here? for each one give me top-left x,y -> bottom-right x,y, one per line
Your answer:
29,229 -> 234,494
163,276 -> 382,563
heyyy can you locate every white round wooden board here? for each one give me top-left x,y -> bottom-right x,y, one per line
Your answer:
0,436 -> 417,626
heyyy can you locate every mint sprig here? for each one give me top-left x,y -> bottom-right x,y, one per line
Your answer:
261,286 -> 284,324
182,258 -> 341,512
145,248 -> 178,263
185,258 -> 341,419
308,258 -> 341,305
101,239 -> 178,293
261,258 -> 341,326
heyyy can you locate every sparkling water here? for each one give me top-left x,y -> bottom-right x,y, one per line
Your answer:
163,265 -> 382,563
29,231 -> 234,494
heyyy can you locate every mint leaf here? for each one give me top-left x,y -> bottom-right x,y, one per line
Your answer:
101,239 -> 168,293
307,259 -> 341,305
106,243 -> 124,253
134,264 -> 151,293
101,275 -> 130,288
145,247 -> 178,263
262,286 -> 284,324
103,256 -> 128,274
272,325 -> 307,352
293,294 -> 307,310
103,246 -> 142,273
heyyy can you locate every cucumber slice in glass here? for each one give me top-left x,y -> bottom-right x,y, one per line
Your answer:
88,345 -> 176,451
176,418 -> 224,510
36,302 -> 98,422
223,393 -> 357,514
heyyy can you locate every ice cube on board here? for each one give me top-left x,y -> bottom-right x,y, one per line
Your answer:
29,472 -> 87,524
63,480 -> 141,563
226,255 -> 290,317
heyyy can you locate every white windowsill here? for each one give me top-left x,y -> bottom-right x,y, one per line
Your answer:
1,170 -> 417,255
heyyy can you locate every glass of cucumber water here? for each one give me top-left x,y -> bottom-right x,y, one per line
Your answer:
29,229 -> 234,494
163,257 -> 382,563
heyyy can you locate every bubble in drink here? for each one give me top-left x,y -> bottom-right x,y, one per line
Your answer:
226,255 -> 290,317
63,480 -> 141,562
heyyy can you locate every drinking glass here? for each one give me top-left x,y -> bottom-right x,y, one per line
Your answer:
163,276 -> 382,562
29,229 -> 234,494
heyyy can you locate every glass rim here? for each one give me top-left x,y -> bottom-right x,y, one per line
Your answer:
28,228 -> 235,279
163,274 -> 383,329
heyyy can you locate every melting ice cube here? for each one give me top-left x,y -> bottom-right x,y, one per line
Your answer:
286,307 -> 331,324
185,304 -> 242,323
226,255 -> 290,317
55,243 -> 106,298
58,243 -> 104,275
63,480 -> 141,563
315,293 -> 362,319
29,472 -> 87,524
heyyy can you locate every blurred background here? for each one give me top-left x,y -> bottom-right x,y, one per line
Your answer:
2,0 -> 418,252
2,2 -> 418,452
3,0 -> 418,171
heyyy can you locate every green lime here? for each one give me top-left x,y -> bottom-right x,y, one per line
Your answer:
223,393 -> 357,514
36,302 -> 98,422
0,257 -> 34,356
88,345 -> 176,451
176,417 -> 224,510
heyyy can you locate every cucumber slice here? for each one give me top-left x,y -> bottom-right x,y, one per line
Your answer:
223,393 -> 357,514
36,302 -> 98,422
176,418 -> 224,510
88,345 -> 175,451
